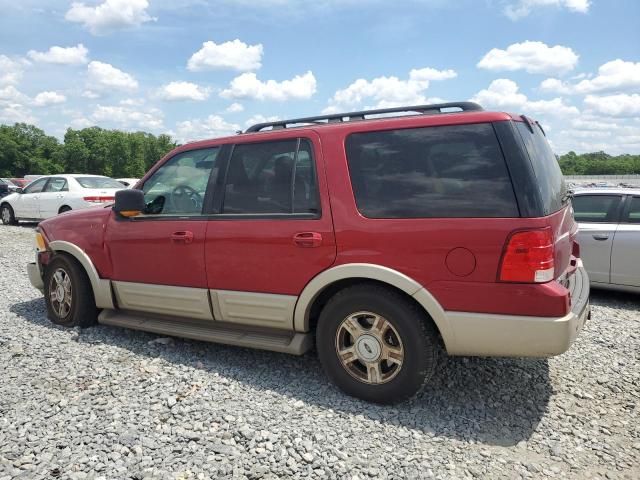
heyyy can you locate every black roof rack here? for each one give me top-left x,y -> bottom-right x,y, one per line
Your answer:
244,101 -> 483,133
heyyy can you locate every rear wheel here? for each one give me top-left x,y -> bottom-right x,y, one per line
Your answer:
44,256 -> 98,327
316,284 -> 440,404
1,204 -> 17,225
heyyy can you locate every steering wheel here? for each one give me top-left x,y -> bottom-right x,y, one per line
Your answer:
170,185 -> 203,213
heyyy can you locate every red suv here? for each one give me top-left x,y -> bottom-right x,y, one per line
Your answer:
27,102 -> 590,403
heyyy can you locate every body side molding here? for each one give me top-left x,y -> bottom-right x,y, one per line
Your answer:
49,240 -> 114,309
293,263 -> 455,350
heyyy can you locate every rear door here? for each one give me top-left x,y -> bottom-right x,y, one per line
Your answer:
610,195 -> 640,287
572,193 -> 624,284
204,132 -> 336,329
38,177 -> 68,218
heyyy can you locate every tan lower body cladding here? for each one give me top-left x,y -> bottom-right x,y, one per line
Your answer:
112,281 -> 296,329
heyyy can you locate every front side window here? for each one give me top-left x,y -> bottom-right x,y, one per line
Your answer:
44,178 -> 68,192
345,123 -> 518,218
572,195 -> 622,223
624,197 -> 640,224
23,177 -> 48,194
222,139 -> 319,215
141,147 -> 219,215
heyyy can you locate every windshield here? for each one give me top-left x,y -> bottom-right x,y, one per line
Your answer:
1,178 -> 16,186
75,177 -> 124,189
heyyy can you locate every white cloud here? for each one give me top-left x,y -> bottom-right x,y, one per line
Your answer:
323,67 -> 456,112
478,41 -> 578,75
158,81 -> 210,101
504,0 -> 590,20
541,60 -> 640,95
91,104 -> 164,131
0,55 -> 25,86
221,71 -> 317,101
32,91 -> 67,107
471,78 -> 579,116
120,98 -> 144,106
0,104 -> 35,124
82,90 -> 101,99
244,114 -> 280,128
225,102 -> 244,113
0,85 -> 29,105
187,39 -> 263,72
65,0 -> 155,35
173,115 -> 240,143
584,94 -> 640,118
27,44 -> 89,65
87,61 -> 138,91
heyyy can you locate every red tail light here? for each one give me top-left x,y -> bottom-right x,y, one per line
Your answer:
499,227 -> 555,283
83,196 -> 115,203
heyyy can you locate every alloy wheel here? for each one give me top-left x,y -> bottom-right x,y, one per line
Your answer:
49,268 -> 73,319
335,311 -> 404,385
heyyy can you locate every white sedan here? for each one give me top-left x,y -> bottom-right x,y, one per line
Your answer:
1,174 -> 124,224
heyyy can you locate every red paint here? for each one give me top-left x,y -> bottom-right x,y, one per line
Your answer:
38,109 -> 578,319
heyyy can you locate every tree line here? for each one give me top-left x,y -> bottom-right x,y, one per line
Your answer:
557,151 -> 640,175
1,122 -> 639,178
0,123 -> 177,179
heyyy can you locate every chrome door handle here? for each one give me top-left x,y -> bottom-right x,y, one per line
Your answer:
592,234 -> 609,241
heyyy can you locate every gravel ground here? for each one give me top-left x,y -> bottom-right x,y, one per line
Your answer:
0,224 -> 638,480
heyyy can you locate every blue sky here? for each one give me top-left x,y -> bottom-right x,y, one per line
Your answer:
1,0 -> 639,153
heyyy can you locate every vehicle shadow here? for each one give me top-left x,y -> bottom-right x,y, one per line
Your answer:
589,288 -> 640,310
10,298 -> 551,447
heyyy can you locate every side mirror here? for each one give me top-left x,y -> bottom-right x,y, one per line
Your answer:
16,188 -> 23,194
114,189 -> 145,218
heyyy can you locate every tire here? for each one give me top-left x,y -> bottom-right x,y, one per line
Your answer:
58,206 -> 71,214
1,203 -> 17,225
44,255 -> 98,328
316,284 -> 440,404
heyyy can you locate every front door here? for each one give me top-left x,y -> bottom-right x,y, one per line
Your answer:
204,133 -> 337,330
104,146 -> 223,320
573,194 -> 623,284
14,177 -> 48,218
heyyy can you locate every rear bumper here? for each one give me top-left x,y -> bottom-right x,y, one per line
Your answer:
27,262 -> 44,292
444,263 -> 590,357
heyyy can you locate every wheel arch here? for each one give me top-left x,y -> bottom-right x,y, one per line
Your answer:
48,240 -> 114,309
293,263 -> 455,351
58,205 -> 71,214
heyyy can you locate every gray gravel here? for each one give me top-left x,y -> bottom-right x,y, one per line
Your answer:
0,224 -> 639,480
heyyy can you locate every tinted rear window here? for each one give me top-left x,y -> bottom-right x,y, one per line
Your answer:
76,177 -> 124,189
515,122 -> 567,215
345,123 -> 519,218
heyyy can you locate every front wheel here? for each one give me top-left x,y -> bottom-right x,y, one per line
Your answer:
316,284 -> 440,404
1,204 -> 16,225
44,256 -> 98,327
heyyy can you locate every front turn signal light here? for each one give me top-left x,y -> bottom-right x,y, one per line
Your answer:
35,232 -> 47,252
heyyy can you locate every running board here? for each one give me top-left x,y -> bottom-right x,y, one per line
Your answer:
98,310 -> 313,355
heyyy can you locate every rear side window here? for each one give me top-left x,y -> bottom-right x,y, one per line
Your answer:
222,139 -> 319,215
572,195 -> 622,223
624,196 -> 640,223
515,122 -> 567,215
345,123 -> 518,218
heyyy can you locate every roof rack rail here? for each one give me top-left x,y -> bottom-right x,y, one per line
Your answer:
244,102 -> 483,133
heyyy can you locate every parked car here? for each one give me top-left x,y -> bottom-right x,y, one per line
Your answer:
1,178 -> 20,193
116,178 -> 140,188
27,102 -> 589,404
1,174 -> 124,224
572,188 -> 639,293
10,178 -> 29,188
0,179 -> 11,198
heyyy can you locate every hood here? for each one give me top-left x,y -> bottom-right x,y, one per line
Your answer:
40,205 -> 112,244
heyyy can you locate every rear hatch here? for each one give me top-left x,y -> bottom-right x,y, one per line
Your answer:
514,118 -> 577,280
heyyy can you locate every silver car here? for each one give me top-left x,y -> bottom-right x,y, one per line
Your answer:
572,188 -> 640,293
